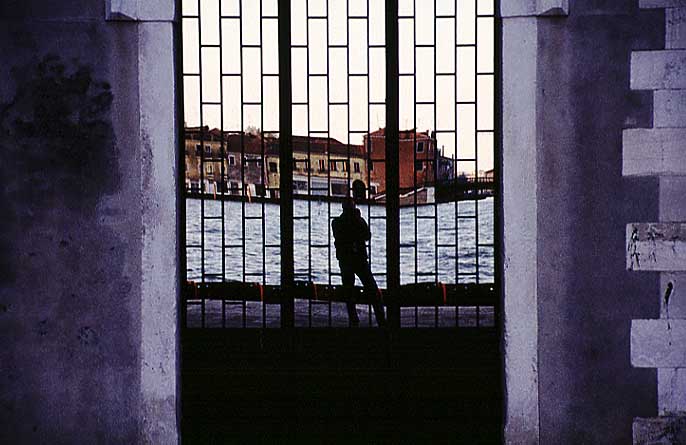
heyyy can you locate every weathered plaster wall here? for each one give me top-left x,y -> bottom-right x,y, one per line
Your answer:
0,2 -> 148,442
535,0 -> 663,442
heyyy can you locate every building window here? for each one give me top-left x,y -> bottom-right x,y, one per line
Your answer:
229,155 -> 235,166
415,160 -> 423,172
342,161 -> 349,172
354,162 -> 360,173
329,160 -> 338,171
195,144 -> 201,155
206,163 -> 214,174
318,159 -> 326,171
269,161 -> 278,173
205,145 -> 211,155
331,182 -> 347,196
369,160 -> 374,171
416,141 -> 425,153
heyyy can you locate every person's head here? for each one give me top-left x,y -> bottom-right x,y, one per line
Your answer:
342,197 -> 355,213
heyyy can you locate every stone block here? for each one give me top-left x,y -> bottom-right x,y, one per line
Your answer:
631,51 -> 686,90
641,0 -> 686,8
660,273 -> 686,319
668,8 -> 686,49
627,223 -> 686,272
660,178 -> 686,222
623,129 -> 686,176
658,368 -> 686,414
655,91 -> 686,128
631,319 -> 686,368
633,416 -> 686,445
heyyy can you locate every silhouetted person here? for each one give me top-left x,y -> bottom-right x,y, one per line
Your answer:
332,197 -> 386,327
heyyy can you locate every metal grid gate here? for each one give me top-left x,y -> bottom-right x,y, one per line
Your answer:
180,0 -> 499,329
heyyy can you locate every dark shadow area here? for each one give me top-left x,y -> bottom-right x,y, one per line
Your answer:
182,329 -> 501,443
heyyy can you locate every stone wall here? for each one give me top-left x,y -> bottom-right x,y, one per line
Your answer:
626,0 -> 686,442
0,1 -> 178,443
529,0 -> 663,442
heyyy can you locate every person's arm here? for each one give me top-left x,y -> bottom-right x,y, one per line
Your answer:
356,215 -> 371,241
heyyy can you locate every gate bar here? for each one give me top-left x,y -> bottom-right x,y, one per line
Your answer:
279,0 -> 295,327
385,0 -> 401,328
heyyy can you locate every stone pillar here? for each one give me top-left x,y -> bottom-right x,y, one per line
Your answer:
626,1 -> 686,442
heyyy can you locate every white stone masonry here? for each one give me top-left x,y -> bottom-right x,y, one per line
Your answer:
628,2 -> 686,442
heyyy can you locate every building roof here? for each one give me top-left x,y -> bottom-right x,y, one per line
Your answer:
367,128 -> 434,141
185,128 -> 365,157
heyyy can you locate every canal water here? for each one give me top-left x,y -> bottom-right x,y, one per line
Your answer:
186,197 -> 494,287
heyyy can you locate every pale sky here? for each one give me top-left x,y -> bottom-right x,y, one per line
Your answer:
182,0 -> 494,173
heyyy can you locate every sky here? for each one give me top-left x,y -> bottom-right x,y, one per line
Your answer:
182,0 -> 494,173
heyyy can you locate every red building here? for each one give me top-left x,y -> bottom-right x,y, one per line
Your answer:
364,128 -> 438,196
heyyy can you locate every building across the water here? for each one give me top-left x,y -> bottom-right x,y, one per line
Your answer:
184,127 -> 370,199
184,126 -> 463,203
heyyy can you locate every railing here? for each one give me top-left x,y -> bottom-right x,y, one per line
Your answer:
182,280 -> 498,329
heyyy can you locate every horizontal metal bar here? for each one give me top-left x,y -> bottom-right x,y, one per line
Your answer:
416,215 -> 436,220
200,44 -> 220,48
456,43 -> 476,48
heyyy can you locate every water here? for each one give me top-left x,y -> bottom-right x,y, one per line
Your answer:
185,197 -> 494,287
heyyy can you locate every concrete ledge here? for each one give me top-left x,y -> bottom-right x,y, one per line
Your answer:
668,8 -> 686,49
501,0 -> 568,17
640,0 -> 686,8
659,368 -> 686,414
623,129 -> 686,176
631,319 -> 686,367
627,223 -> 686,272
633,416 -> 686,445
655,91 -> 686,128
106,0 -> 175,21
631,50 -> 686,90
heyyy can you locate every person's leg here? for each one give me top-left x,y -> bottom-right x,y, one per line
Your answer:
355,260 -> 386,327
339,260 -> 359,325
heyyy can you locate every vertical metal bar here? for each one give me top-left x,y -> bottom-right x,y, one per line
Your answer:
305,1 -> 312,328
218,0 -> 227,329
344,0 -> 351,327
433,0 -> 439,328
198,0 -> 206,329
365,0 -> 373,327
326,1 -> 333,327
176,1 -> 188,329
474,0 -> 480,284
494,0 -> 504,335
412,1 -> 419,328
385,0 -> 401,328
279,0 -> 295,328
454,0 -> 459,326
239,0 -> 247,328
260,0 -> 268,329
